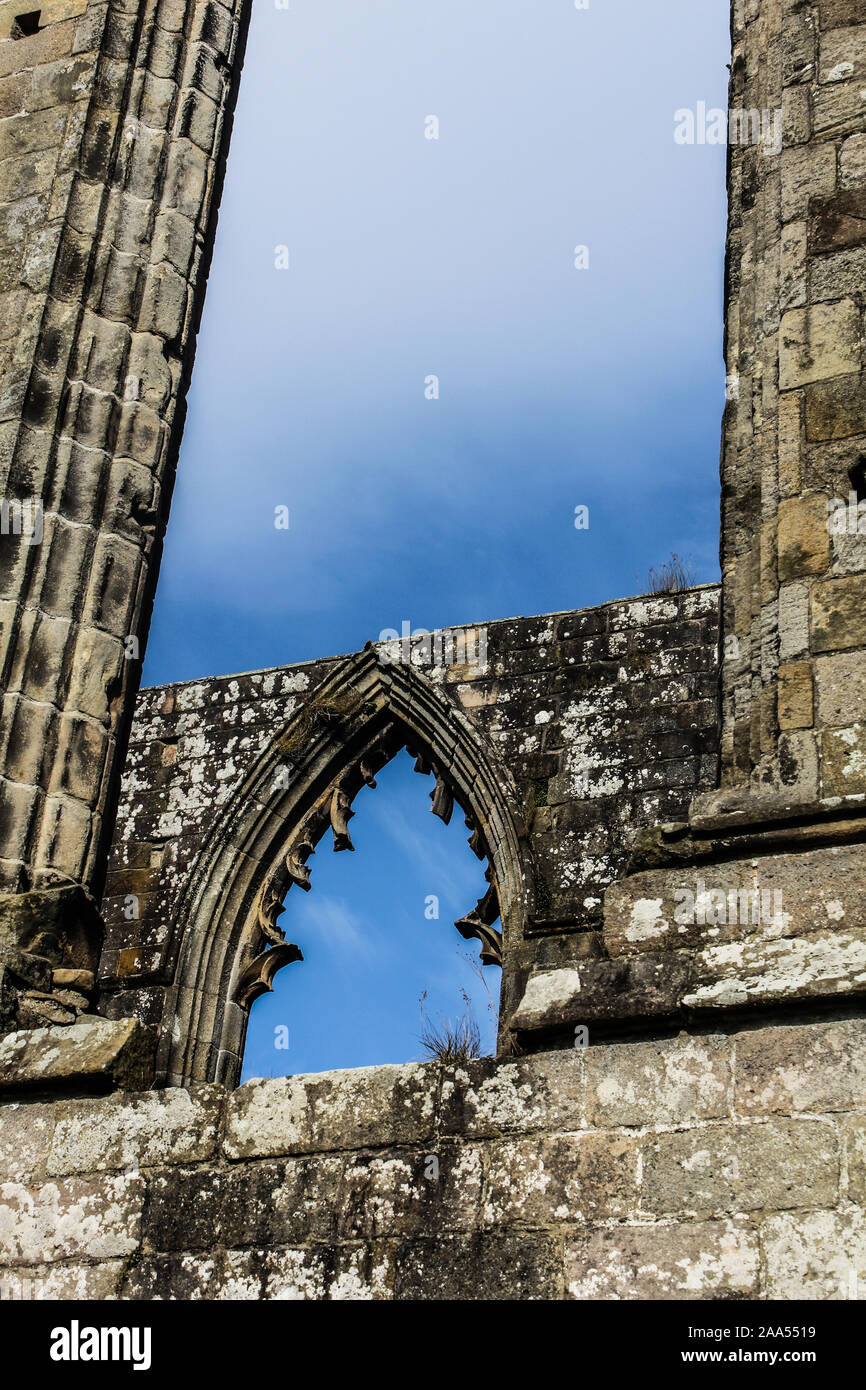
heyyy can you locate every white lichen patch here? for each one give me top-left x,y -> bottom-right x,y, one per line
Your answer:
625,898 -> 669,944
459,1064 -> 545,1134
265,1248 -> 327,1300
559,695 -> 627,799
0,1175 -> 144,1263
685,932 -> 866,1009
511,970 -> 582,1031
48,1089 -> 220,1177
762,1210 -> 866,1300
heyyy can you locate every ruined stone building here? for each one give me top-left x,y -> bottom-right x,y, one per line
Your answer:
0,0 -> 864,1300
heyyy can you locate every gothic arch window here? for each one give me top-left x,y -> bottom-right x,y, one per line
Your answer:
240,745 -> 502,1079
158,649 -> 533,1087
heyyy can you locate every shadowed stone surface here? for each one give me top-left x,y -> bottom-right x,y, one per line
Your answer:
0,1015 -> 154,1093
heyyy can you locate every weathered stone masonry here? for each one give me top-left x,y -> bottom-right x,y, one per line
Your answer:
97,587 -> 721,1086
0,0 -> 865,1301
1,1017 -> 865,1300
0,0 -> 251,1024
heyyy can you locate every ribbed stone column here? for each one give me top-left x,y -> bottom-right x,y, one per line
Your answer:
0,0 -> 250,1029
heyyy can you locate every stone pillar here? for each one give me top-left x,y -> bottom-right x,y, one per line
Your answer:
0,0 -> 249,1030
713,0 -> 866,814
514,0 -> 866,1044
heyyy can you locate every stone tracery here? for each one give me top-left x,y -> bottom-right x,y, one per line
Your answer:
239,722 -> 505,1014
158,647 -> 529,1086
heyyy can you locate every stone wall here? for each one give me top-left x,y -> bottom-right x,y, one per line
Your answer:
1,1015 -> 864,1300
95,586 -> 720,1081
1,0 -> 865,1305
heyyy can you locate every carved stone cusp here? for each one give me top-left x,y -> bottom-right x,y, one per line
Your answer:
235,943 -> 303,1008
429,775 -> 454,825
476,881 -> 500,925
465,813 -> 485,860
359,735 -> 392,789
330,787 -> 355,852
407,744 -> 432,776
257,884 -> 287,946
285,838 -> 314,891
455,880 -> 501,964
454,916 -> 502,967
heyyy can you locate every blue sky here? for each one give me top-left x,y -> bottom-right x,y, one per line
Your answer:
141,0 -> 730,1077
241,751 -> 500,1078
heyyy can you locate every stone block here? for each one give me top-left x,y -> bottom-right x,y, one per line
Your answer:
811,244 -> 866,300
778,581 -> 809,659
509,955 -> 688,1031
179,89 -> 219,153
0,883 -> 102,969
162,138 -> 210,222
779,301 -> 860,389
735,1019 -> 866,1116
224,1061 -> 438,1159
339,1144 -> 482,1239
484,1132 -> 638,1225
0,1172 -> 144,1264
810,187 -> 866,255
34,792 -> 92,881
778,496 -> 831,580
782,86 -> 811,145
841,132 -> 866,190
812,573 -> 866,651
260,1243 -> 394,1301
642,1120 -> 839,1217
48,1085 -> 222,1175
0,1103 -> 54,1182
780,219 -> 807,309
28,56 -> 94,113
394,1232 -> 562,1300
822,722 -> 866,795
761,1209 -> 866,1299
0,1260 -> 126,1300
819,26 -> 866,86
0,108 -> 67,160
606,844 -> 866,965
139,262 -> 188,341
438,1050 -> 584,1138
820,1 -> 866,29
781,141 -> 838,222
778,389 -> 803,494
804,373 -> 866,440
566,1220 -> 759,1300
812,76 -> 866,135
0,1016 -> 154,1094
777,661 -> 814,728
145,1155 -> 342,1251
120,1250 -> 218,1301
585,1034 -> 730,1128
845,1115 -> 866,1206
687,924 -> 866,1012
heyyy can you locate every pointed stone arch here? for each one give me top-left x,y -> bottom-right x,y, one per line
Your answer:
159,648 -> 534,1086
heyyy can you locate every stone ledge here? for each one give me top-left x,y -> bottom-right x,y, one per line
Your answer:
510,841 -> 866,1035
0,1017 -> 155,1095
631,797 -> 866,872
